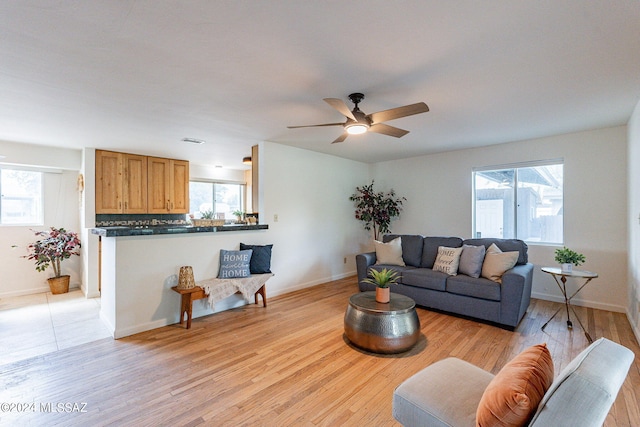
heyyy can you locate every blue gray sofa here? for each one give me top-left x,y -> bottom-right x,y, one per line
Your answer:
356,235 -> 533,329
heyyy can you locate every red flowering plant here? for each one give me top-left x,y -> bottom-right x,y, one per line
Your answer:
349,181 -> 406,240
25,227 -> 81,278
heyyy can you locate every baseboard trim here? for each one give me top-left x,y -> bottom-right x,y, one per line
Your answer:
627,310 -> 640,345
531,291 -> 626,313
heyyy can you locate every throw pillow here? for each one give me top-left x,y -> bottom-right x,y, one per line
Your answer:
458,244 -> 486,278
218,249 -> 252,279
374,237 -> 405,266
476,343 -> 554,427
481,243 -> 519,283
239,243 -> 273,274
432,246 -> 464,276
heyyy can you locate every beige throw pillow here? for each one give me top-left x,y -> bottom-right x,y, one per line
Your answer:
374,237 -> 405,266
481,243 -> 519,283
432,246 -> 463,276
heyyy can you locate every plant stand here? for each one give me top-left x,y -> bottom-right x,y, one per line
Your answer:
48,275 -> 70,294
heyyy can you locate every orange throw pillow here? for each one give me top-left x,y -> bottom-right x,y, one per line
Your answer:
476,343 -> 554,427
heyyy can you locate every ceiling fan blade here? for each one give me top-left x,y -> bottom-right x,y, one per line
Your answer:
368,123 -> 410,138
331,132 -> 349,144
323,98 -> 357,121
368,102 -> 429,124
287,122 -> 345,129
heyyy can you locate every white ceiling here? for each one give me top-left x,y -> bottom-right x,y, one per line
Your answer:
1,1 -> 639,169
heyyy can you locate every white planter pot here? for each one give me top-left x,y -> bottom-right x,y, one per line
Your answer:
561,263 -> 573,273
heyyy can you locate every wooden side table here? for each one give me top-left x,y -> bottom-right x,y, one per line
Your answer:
171,284 -> 267,329
540,267 -> 598,343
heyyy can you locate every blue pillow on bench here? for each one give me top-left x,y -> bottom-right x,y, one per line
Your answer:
240,243 -> 273,274
218,249 -> 252,279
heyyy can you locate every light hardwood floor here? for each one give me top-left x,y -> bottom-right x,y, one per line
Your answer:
1,276 -> 638,426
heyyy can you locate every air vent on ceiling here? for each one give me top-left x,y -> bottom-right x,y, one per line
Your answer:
181,137 -> 205,144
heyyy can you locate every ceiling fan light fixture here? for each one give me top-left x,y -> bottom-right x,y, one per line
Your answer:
345,123 -> 369,135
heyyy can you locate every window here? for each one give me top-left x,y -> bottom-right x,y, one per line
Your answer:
473,160 -> 563,244
189,181 -> 245,219
0,168 -> 43,225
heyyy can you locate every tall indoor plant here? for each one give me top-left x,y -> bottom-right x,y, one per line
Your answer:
25,227 -> 81,294
349,180 -> 406,240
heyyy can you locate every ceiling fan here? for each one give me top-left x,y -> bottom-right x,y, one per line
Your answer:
287,93 -> 429,144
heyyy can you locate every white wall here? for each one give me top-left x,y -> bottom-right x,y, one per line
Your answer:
259,142 -> 371,295
0,141 -> 82,297
628,99 -> 640,340
372,126 -> 628,312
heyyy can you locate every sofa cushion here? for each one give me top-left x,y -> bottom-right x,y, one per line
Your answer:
421,237 -> 463,268
374,237 -> 405,266
482,243 -> 519,283
384,234 -> 424,267
476,343 -> 554,427
393,357 -> 494,427
369,265 -> 416,284
463,238 -> 528,265
432,246 -> 463,276
458,244 -> 486,278
402,268 -> 449,291
446,274 -> 501,301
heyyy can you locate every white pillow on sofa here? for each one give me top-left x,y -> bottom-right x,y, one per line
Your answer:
481,243 -> 519,283
432,246 -> 463,276
374,237 -> 405,266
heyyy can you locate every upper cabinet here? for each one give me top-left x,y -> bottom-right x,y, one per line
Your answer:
122,154 -> 148,214
96,150 -> 123,214
96,150 -> 187,215
147,157 -> 189,214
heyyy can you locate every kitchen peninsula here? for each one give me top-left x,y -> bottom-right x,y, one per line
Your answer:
92,224 -> 269,338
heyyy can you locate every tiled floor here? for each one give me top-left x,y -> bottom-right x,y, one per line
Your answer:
0,289 -> 112,366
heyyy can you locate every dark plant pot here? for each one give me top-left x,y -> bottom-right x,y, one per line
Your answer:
48,275 -> 70,294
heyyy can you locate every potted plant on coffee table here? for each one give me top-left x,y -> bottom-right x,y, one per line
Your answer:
554,247 -> 585,273
363,268 -> 399,303
25,227 -> 81,294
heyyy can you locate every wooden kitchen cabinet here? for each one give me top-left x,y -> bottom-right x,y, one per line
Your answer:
96,150 -> 148,214
96,150 -> 123,214
147,157 -> 189,214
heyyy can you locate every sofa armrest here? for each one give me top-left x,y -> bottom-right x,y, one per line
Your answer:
499,263 -> 533,328
356,252 -> 376,286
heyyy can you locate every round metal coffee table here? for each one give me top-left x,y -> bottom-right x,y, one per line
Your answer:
344,291 -> 420,354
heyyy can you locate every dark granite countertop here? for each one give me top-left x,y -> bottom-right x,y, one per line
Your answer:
91,224 -> 268,237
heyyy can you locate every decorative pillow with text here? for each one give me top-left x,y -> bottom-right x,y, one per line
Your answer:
432,246 -> 464,276
218,249 -> 252,279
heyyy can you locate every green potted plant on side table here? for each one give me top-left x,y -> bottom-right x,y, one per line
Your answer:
554,247 -> 585,273
25,227 -> 81,294
363,268 -> 399,303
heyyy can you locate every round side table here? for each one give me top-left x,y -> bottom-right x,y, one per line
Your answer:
344,291 -> 420,354
541,267 -> 598,343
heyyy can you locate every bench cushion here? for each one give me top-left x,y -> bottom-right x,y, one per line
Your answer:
393,357 -> 493,427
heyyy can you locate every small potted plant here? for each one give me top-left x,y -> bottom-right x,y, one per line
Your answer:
232,210 -> 245,223
363,268 -> 399,303
24,227 -> 81,294
554,247 -> 585,273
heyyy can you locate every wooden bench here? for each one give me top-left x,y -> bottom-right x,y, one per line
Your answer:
171,284 -> 266,329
